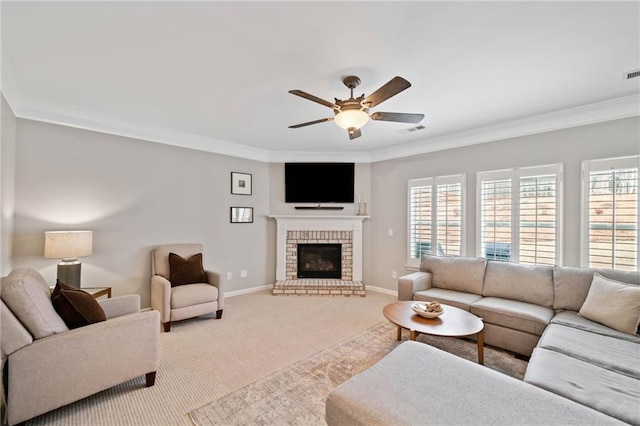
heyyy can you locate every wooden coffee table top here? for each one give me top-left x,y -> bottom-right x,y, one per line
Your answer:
383,301 -> 484,338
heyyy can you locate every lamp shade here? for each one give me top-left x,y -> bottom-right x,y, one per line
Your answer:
44,231 -> 93,260
334,109 -> 370,130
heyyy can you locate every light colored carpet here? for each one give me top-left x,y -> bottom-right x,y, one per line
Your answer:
189,322 -> 528,426
27,290 -> 396,425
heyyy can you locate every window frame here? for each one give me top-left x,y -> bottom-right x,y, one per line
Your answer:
476,163 -> 563,266
407,174 -> 466,268
580,155 -> 639,271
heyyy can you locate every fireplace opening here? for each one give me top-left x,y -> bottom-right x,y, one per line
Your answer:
297,244 -> 342,279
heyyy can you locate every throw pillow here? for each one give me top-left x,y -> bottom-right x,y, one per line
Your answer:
169,252 -> 206,287
51,280 -> 107,329
578,273 -> 640,335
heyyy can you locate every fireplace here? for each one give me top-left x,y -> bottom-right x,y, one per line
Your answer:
297,244 -> 342,279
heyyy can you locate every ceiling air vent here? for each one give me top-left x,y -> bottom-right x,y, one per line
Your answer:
399,125 -> 426,134
625,69 -> 640,80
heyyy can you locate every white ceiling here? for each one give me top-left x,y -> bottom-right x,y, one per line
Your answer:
2,1 -> 639,162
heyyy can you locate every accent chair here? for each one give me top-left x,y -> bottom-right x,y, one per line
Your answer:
150,243 -> 223,332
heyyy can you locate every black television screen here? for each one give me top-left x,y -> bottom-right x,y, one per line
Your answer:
285,163 -> 355,203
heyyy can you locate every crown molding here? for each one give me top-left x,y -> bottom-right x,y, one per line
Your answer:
370,95 -> 640,163
15,102 -> 272,162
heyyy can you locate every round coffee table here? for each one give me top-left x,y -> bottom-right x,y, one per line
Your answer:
383,301 -> 485,364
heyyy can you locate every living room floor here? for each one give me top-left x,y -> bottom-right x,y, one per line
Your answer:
28,290 -> 396,425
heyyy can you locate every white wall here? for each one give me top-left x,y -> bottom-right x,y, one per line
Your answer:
368,116 -> 640,291
12,119 -> 274,306
1,95 -> 17,275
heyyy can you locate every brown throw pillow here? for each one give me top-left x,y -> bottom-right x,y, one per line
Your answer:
51,280 -> 107,329
169,252 -> 206,287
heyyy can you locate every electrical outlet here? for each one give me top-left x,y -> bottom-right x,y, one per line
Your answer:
226,272 -> 232,280
392,271 -> 397,279
240,269 -> 248,278
388,228 -> 394,237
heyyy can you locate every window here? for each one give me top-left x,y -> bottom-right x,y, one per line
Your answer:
477,164 -> 562,266
582,156 -> 639,271
408,174 -> 465,264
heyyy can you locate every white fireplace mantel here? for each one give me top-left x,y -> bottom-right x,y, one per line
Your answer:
269,215 -> 370,282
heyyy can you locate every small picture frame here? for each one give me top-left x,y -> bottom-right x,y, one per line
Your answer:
230,207 -> 254,223
231,172 -> 252,195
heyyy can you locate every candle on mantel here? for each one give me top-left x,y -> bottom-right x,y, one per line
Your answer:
364,194 -> 367,203
358,194 -> 361,203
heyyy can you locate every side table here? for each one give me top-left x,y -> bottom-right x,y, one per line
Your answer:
83,287 -> 112,299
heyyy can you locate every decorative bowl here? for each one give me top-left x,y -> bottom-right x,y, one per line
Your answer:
411,302 -> 444,318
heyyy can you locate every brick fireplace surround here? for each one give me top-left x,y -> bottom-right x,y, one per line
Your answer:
269,215 -> 369,296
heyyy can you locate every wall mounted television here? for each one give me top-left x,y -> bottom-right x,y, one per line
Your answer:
285,162 -> 355,203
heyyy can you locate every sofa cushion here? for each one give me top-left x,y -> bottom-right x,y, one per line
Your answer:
482,261 -> 554,308
420,255 -> 486,295
578,273 -> 640,335
414,288 -> 482,311
170,283 -> 218,309
0,268 -> 68,338
326,341 -> 621,426
525,348 -> 640,425
51,281 -> 107,329
538,324 -> 640,379
169,252 -> 207,287
470,297 -> 553,336
0,300 -> 33,356
553,266 -> 640,311
551,311 -> 640,343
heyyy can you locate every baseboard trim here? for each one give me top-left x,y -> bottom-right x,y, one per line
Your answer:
365,285 -> 398,297
225,284 -> 273,298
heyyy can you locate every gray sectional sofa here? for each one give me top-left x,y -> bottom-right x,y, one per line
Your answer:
327,256 -> 640,425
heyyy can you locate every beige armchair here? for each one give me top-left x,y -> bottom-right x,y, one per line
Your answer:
1,268 -> 160,426
151,243 -> 224,332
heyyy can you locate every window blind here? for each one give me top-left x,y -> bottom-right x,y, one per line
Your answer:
409,178 -> 433,260
519,174 -> 557,266
479,176 -> 512,261
408,175 -> 465,262
436,180 -> 463,256
584,158 -> 638,271
478,164 -> 562,265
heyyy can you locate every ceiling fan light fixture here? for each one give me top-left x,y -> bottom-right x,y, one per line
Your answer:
334,109 -> 369,130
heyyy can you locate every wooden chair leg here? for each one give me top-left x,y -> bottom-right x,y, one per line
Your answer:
162,322 -> 171,332
216,309 -> 223,319
145,372 -> 156,387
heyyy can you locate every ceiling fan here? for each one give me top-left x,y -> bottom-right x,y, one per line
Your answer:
288,75 -> 424,140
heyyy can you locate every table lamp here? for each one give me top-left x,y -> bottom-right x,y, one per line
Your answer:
44,230 -> 93,288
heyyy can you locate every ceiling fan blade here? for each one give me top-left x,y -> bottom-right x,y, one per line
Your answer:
362,76 -> 412,108
288,117 -> 334,129
370,112 -> 424,124
288,90 -> 336,109
348,128 -> 362,140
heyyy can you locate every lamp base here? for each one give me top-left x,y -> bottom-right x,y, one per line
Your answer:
57,262 -> 82,288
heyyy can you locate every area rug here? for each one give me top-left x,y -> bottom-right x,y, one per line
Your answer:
189,321 -> 528,426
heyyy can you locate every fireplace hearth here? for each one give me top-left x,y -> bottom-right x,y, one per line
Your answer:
297,244 -> 342,279
270,215 -> 369,296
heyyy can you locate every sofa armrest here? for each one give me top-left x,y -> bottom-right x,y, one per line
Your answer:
205,270 -> 224,310
7,310 -> 160,425
398,272 -> 432,301
151,275 -> 171,323
98,294 -> 140,319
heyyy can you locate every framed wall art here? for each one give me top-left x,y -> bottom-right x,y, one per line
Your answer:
230,207 -> 254,223
231,172 -> 252,195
